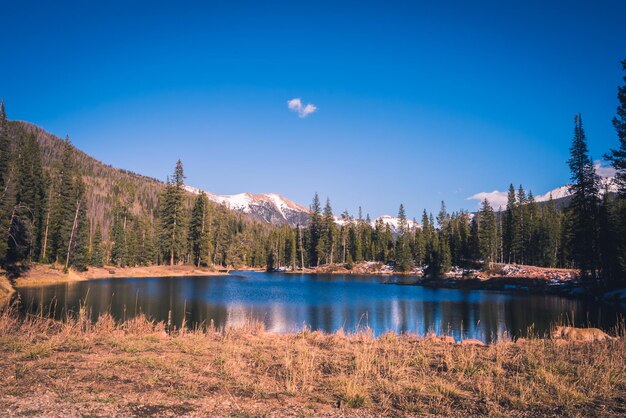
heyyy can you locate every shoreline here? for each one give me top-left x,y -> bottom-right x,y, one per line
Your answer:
0,274 -> 15,303
12,263 -> 231,288
7,263 -> 625,304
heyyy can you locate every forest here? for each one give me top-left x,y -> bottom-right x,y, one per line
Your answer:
0,61 -> 625,285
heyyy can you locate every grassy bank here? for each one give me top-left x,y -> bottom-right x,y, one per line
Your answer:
13,263 -> 229,288
0,309 -> 624,417
0,273 -> 15,303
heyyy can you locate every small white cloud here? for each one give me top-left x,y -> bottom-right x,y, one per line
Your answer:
593,160 -> 616,178
288,98 -> 317,118
467,190 -> 508,210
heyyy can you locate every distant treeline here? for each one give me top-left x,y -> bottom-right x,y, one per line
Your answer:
0,60 -> 625,284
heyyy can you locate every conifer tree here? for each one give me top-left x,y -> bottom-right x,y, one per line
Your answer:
605,59 -> 626,195
158,160 -> 187,265
45,136 -> 88,270
0,101 -> 9,195
603,59 -> 626,284
307,193 -> 322,266
110,207 -> 127,266
0,102 -> 12,262
321,198 -> 336,264
395,204 -> 414,271
188,191 -> 210,267
567,114 -> 600,277
478,199 -> 497,266
513,185 -> 527,264
598,189 -> 621,283
526,191 -> 539,265
90,223 -> 104,267
503,184 -> 517,263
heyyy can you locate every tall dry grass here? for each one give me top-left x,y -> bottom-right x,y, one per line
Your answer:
0,303 -> 625,416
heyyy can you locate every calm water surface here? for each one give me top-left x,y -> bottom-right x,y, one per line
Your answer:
15,272 -> 625,342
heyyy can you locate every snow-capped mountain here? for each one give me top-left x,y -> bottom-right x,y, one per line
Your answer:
184,186 -> 310,226
184,185 -> 420,231
335,214 -> 419,235
469,167 -> 617,210
535,176 -> 617,203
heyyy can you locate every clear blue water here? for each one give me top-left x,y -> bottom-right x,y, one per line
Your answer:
15,271 -> 625,342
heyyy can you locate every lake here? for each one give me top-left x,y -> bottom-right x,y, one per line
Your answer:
15,271 -> 625,342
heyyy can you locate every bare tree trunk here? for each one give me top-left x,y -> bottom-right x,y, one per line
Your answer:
171,208 -> 177,266
41,208 -> 50,261
198,209 -> 205,268
298,225 -> 304,269
65,200 -> 80,270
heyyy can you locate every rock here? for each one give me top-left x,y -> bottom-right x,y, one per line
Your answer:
460,338 -> 485,346
552,326 -> 614,342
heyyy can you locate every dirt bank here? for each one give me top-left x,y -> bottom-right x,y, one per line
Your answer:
0,273 -> 15,302
13,263 -> 229,288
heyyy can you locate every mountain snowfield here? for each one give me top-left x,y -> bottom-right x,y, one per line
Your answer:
534,176 -> 617,202
186,170 -> 616,229
184,185 -> 419,232
183,186 -> 310,226
468,164 -> 617,210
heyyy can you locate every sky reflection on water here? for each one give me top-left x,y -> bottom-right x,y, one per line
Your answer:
16,272 -> 624,343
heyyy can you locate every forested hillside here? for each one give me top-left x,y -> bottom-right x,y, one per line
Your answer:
0,113 -> 291,269
12,121 -> 163,241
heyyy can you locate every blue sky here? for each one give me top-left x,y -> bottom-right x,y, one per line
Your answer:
2,1 -> 625,219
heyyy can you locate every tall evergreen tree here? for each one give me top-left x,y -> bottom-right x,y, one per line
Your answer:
598,189 -> 621,283
90,223 -> 104,267
158,160 -> 187,265
188,191 -> 210,267
321,198 -> 336,264
0,102 -> 12,262
478,199 -> 497,265
307,193 -> 322,266
45,136 -> 89,270
0,101 -> 10,195
110,207 -> 128,266
567,114 -> 600,277
395,204 -> 414,271
503,184 -> 517,263
605,59 -> 626,195
513,185 -> 527,264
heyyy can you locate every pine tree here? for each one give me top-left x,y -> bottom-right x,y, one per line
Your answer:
605,59 -> 626,195
307,193 -> 322,266
0,101 -> 10,195
503,184 -> 517,263
188,192 -> 210,267
110,207 -> 127,266
603,59 -> 626,284
598,189 -> 621,283
158,160 -> 187,265
567,114 -> 600,277
45,136 -> 89,270
321,198 -> 336,265
526,191 -> 539,265
395,204 -> 414,271
478,199 -> 497,266
6,134 -> 47,261
0,102 -> 13,262
513,185 -> 527,264
90,223 -> 104,267
65,181 -> 89,271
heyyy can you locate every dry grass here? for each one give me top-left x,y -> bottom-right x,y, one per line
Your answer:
0,306 -> 624,417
